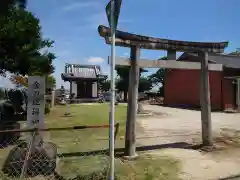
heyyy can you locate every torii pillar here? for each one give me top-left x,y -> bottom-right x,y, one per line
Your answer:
199,51 -> 212,146
124,46 -> 140,158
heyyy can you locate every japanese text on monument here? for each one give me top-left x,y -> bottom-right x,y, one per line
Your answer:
31,81 -> 41,126
27,76 -> 45,129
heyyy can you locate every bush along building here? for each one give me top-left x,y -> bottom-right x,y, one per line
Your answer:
164,52 -> 240,111
61,64 -> 107,102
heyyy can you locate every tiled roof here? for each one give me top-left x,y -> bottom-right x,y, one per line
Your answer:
61,64 -> 107,81
178,53 -> 240,69
65,64 -> 101,78
208,54 -> 240,68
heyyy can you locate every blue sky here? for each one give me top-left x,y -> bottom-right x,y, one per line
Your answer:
1,0 -> 240,88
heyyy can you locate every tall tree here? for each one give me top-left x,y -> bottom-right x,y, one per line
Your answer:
115,66 -> 147,102
148,56 -> 170,96
15,0 -> 27,9
10,74 -> 56,88
0,6 -> 55,76
1,0 -> 27,16
99,79 -> 111,92
46,75 -> 56,89
228,48 -> 240,56
138,77 -> 152,92
1,5 -> 56,89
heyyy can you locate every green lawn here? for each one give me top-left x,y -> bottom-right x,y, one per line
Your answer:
0,104 -> 180,180
46,104 -> 127,153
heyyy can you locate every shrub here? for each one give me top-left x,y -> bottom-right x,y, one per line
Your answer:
0,101 -> 15,123
7,89 -> 26,113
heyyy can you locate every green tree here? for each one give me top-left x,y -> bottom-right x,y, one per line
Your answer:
138,77 -> 152,92
15,0 -> 27,9
228,48 -> 240,56
148,56 -> 170,96
1,0 -> 27,16
10,74 -> 56,89
99,79 -> 111,92
115,78 -> 125,93
115,66 -> 148,101
46,75 -> 56,89
0,7 -> 55,76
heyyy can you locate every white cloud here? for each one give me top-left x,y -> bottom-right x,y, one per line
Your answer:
62,2 -> 99,12
87,57 -> 104,63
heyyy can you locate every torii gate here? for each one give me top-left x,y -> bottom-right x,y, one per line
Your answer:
98,25 -> 228,158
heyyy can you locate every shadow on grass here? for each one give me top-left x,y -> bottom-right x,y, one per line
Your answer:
60,115 -> 75,118
53,170 -> 119,180
57,142 -> 197,158
0,142 -> 186,179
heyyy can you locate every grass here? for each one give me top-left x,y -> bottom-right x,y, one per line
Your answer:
0,103 -> 180,180
46,104 -> 127,153
116,155 -> 180,180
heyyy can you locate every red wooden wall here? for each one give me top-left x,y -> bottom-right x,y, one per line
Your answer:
222,78 -> 235,109
164,69 -> 227,110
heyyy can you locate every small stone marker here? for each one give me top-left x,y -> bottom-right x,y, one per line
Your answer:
2,76 -> 57,178
64,94 -> 71,116
27,76 -> 45,144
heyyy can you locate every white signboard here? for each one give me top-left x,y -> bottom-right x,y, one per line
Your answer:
27,76 -> 45,132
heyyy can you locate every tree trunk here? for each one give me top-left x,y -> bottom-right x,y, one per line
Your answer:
124,90 -> 128,102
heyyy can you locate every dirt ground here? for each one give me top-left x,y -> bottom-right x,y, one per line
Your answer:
137,105 -> 240,180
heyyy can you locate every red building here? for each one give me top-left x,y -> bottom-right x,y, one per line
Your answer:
164,53 -> 240,110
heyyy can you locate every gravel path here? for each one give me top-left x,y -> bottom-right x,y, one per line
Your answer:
137,105 -> 240,180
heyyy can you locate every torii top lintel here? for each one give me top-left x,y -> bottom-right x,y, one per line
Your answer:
98,25 -> 228,53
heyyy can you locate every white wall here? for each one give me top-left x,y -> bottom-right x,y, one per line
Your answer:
92,82 -> 98,98
71,82 -> 77,96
